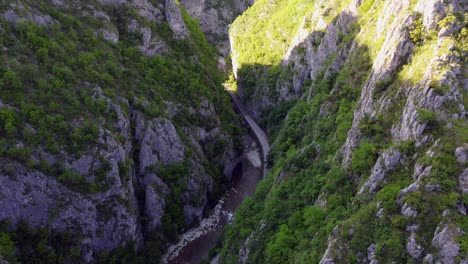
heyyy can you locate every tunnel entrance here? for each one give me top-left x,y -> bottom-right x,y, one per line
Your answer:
230,161 -> 244,187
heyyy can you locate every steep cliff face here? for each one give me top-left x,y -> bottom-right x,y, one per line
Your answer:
223,0 -> 467,263
0,0 -> 242,262
179,0 -> 254,71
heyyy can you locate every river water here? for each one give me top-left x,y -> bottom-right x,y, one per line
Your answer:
162,142 -> 262,264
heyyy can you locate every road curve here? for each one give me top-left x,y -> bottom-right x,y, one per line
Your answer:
228,91 -> 270,178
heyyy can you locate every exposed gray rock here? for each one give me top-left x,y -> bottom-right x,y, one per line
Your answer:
138,117 -> 185,173
133,0 -> 164,22
3,6 -> 55,27
341,11 -> 416,165
424,254 -> 434,264
51,0 -> 65,7
460,168 -> 468,194
431,224 -> 461,264
96,29 -> 119,43
314,193 -> 328,209
165,0 -> 189,39
406,225 -> 420,232
425,184 -> 440,192
3,10 -> 21,23
99,0 -> 126,5
0,1 -> 244,262
359,149 -> 402,194
455,146 -> 468,164
180,0 -> 253,56
457,201 -> 467,215
398,164 -> 432,204
376,208 -> 384,219
138,26 -> 167,56
0,160 -> 141,261
182,161 -> 212,227
414,0 -> 446,31
319,227 -> 343,264
144,174 -> 170,230
71,155 -> 94,176
402,203 -> 418,217
367,243 -> 378,264
94,11 -> 111,23
238,232 -> 254,264
27,13 -> 55,27
407,233 -> 424,259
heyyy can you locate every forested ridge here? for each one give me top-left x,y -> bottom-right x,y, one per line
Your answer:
0,0 -> 467,263
222,0 -> 468,263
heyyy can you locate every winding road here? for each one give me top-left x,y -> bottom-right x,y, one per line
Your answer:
228,91 -> 270,178
161,92 -> 270,264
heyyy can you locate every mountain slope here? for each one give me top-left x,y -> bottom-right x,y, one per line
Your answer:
0,0 -> 246,262
222,0 -> 467,263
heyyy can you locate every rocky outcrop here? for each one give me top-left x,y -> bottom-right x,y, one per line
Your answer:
319,227 -> 344,264
0,1 -> 243,262
0,130 -> 141,261
460,169 -> 468,194
96,28 -> 119,43
3,2 -> 56,27
431,224 -> 462,264
164,0 -> 189,39
180,0 -> 254,56
406,233 -> 424,259
144,173 -> 170,230
456,146 -> 468,165
359,149 -> 402,194
226,0 -> 467,262
136,116 -> 185,173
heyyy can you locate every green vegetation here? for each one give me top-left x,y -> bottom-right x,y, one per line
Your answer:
230,0 -> 317,66
0,220 -> 82,263
351,142 -> 378,176
0,1 -> 242,263
220,0 -> 467,263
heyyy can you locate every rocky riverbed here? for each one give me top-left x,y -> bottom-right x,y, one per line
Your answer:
162,139 -> 262,264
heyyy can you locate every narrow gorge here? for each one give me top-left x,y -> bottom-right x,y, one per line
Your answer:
0,0 -> 467,264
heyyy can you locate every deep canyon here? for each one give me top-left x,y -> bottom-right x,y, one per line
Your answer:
0,0 -> 467,263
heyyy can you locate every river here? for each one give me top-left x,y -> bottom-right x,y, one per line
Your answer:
162,141 -> 262,264
161,92 -> 269,264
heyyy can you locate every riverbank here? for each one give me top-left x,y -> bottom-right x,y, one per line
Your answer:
162,137 -> 262,264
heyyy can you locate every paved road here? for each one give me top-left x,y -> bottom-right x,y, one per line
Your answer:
228,91 -> 270,178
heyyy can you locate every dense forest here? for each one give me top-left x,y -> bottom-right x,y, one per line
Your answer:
222,0 -> 468,263
0,0 -> 467,263
0,0 -> 243,262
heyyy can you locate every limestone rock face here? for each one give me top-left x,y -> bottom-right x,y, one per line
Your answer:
367,243 -> 378,264
227,0 -> 467,262
137,117 -> 185,173
407,233 -> 424,259
164,0 -> 189,39
459,168 -> 468,194
456,146 -> 468,165
431,224 -> 461,264
180,0 -> 254,56
0,1 -> 242,261
97,28 -> 119,43
144,174 -> 170,230
0,137 -> 141,261
359,149 -> 402,194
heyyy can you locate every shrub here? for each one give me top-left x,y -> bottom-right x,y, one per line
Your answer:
429,79 -> 450,95
417,108 -> 439,129
396,139 -> 416,156
0,233 -> 16,261
351,142 -> 378,175
374,75 -> 394,96
408,15 -> 424,44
